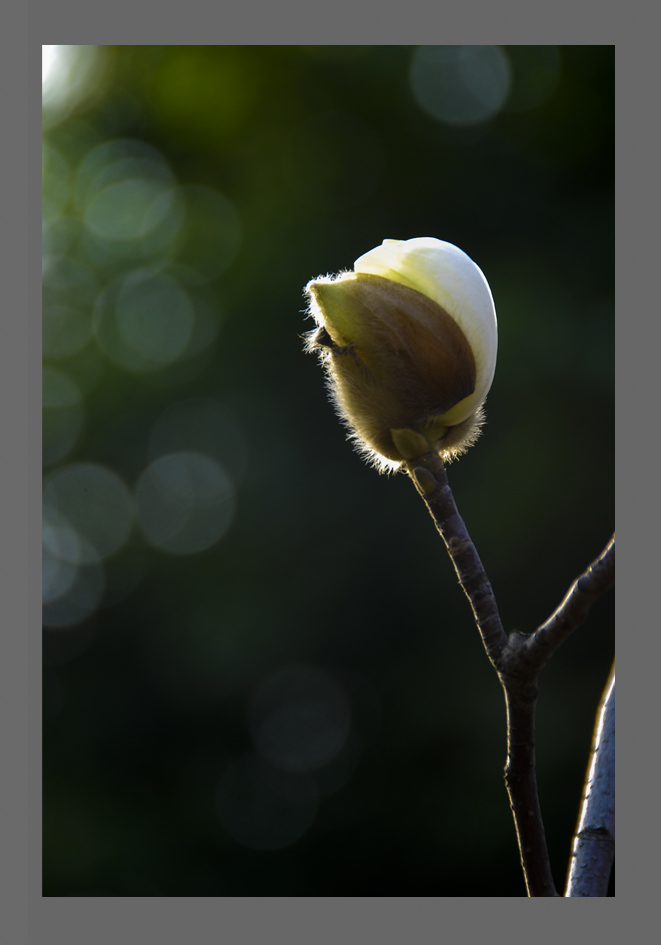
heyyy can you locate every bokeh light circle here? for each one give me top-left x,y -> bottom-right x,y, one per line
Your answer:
249,665 -> 351,773
42,256 -> 99,325
42,559 -> 105,629
85,178 -> 176,243
76,138 -> 185,260
135,451 -> 235,555
216,754 -> 318,850
76,139 -> 174,212
42,508 -> 80,604
410,45 -> 511,126
42,144 -> 71,222
42,463 -> 134,564
116,270 -> 194,363
93,268 -> 195,372
42,504 -> 107,628
42,366 -> 84,466
42,46 -> 105,130
43,303 -> 94,360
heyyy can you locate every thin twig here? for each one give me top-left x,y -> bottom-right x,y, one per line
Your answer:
405,450 -> 614,897
564,667 -> 615,897
523,537 -> 615,671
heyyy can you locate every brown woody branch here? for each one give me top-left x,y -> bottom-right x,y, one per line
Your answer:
405,450 -> 614,897
522,537 -> 615,671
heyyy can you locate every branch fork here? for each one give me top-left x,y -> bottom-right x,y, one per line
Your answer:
405,449 -> 615,897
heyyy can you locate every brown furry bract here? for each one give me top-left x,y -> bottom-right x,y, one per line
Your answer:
305,273 -> 485,471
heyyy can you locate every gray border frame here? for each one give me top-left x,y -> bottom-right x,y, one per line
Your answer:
22,18 -> 640,945
8,7 -> 31,945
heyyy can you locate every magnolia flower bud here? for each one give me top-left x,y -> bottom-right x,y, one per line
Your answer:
304,237 -> 497,471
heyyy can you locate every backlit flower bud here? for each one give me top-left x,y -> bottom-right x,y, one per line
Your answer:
304,237 -> 497,471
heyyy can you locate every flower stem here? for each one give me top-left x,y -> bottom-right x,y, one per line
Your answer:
407,452 -> 507,668
405,451 -> 560,895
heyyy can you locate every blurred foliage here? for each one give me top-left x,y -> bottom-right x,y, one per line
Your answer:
42,45 -> 614,897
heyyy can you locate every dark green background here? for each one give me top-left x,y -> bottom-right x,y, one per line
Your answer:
42,45 -> 614,897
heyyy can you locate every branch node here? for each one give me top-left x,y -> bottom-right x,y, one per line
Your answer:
411,465 -> 437,495
447,535 -> 470,556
